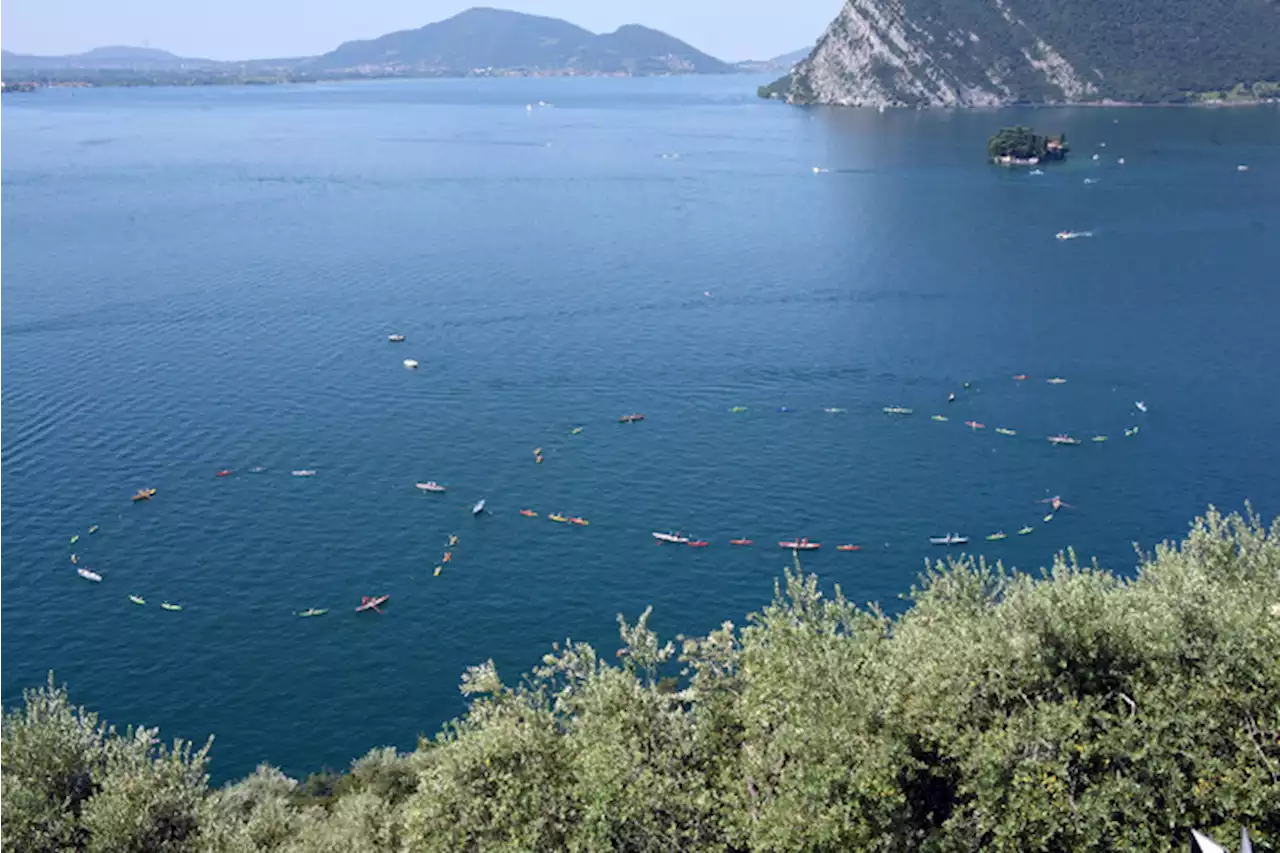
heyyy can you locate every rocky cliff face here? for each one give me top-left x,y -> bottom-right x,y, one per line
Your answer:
763,0 -> 1099,107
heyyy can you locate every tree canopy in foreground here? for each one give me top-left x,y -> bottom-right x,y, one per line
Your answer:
4,507 -> 1278,852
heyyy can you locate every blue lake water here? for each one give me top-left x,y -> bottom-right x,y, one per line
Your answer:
3,76 -> 1279,782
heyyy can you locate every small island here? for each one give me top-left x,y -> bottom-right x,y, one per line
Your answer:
988,126 -> 1068,166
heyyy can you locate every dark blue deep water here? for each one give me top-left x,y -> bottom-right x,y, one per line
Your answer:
3,76 -> 1279,782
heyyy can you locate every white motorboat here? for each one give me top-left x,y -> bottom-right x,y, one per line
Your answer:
930,534 -> 969,546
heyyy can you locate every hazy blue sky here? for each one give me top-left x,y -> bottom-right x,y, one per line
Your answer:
1,0 -> 841,62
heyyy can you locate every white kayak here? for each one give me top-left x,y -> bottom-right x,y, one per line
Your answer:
472,499 -> 487,516
930,534 -> 969,546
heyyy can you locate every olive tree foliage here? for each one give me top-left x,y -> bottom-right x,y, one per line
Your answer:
4,508 -> 1278,852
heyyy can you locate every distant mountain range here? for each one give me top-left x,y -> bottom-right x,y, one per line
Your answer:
2,7 -> 733,83
735,47 -> 812,73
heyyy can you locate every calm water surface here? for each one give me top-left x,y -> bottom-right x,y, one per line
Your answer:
3,76 -> 1278,781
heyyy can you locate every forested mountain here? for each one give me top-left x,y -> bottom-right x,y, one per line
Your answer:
302,8 -> 731,75
762,0 -> 1280,106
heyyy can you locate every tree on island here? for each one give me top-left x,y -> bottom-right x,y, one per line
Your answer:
988,125 -> 1069,164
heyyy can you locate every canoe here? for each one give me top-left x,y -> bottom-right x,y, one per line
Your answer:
297,608 -> 328,617
160,602 -> 182,612
128,595 -> 145,605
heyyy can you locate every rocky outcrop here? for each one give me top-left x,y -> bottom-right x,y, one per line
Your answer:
761,0 -> 1099,107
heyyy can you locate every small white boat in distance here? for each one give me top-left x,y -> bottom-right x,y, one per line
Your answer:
1135,401 -> 1148,413
291,469 -> 317,477
403,359 -> 419,369
472,499 -> 487,516
417,481 -> 446,493
77,568 -> 103,582
930,534 -> 968,546
653,531 -> 689,544
388,334 -> 405,342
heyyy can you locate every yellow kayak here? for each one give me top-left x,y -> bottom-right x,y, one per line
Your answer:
549,514 -> 568,523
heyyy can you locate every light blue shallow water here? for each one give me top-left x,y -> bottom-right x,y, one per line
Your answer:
3,76 -> 1279,781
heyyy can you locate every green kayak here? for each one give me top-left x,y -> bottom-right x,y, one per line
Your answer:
1124,426 -> 1140,437
729,406 -> 747,413
1018,527 -> 1034,535
128,595 -> 146,606
931,415 -> 948,422
570,426 -> 584,434
88,525 -> 99,534
160,602 -> 182,612
1043,513 -> 1055,523
996,427 -> 1017,436
986,532 -> 1008,541
1092,435 -> 1108,442
297,608 -> 328,618
69,535 -> 79,545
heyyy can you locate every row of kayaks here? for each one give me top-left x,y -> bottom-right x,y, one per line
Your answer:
653,533 -> 861,551
521,510 -> 590,525
931,527 -> 1036,545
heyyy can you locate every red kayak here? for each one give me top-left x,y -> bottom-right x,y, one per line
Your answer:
216,469 -> 232,477
730,538 -> 754,546
687,540 -> 710,548
964,421 -> 985,430
836,544 -> 862,552
356,595 -> 389,614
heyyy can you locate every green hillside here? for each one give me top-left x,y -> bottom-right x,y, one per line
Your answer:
4,508 -> 1278,851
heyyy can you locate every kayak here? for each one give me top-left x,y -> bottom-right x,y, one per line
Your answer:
520,509 -> 538,517
1018,526 -> 1034,535
730,538 -> 754,546
986,532 -> 1007,541
883,407 -> 913,415
549,514 -> 568,523
77,568 -> 102,582
930,534 -> 969,545
619,413 -> 645,423
69,535 -> 79,545
132,488 -> 157,501
433,566 -> 442,576
1043,513 -> 1055,522
1012,374 -> 1028,380
442,552 -> 452,563
356,595 -> 389,613
571,426 -> 584,434
824,407 -> 847,414
88,525 -> 99,534
128,595 -> 145,605
995,428 -> 1017,436
1048,435 -> 1082,446
836,544 -> 861,552
70,554 -> 78,564
472,499 -> 486,516
416,482 -> 446,492
160,602 -> 182,612
216,469 -> 232,477
448,534 -> 459,546
1125,426 -> 1140,437
931,415 -> 948,422
1047,378 -> 1067,384
291,470 -> 316,477
687,540 -> 710,548
1092,436 -> 1108,442
297,608 -> 328,617
729,406 -> 748,413
964,421 -> 985,430
779,539 -> 820,550
388,334 -> 405,342
569,517 -> 590,526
